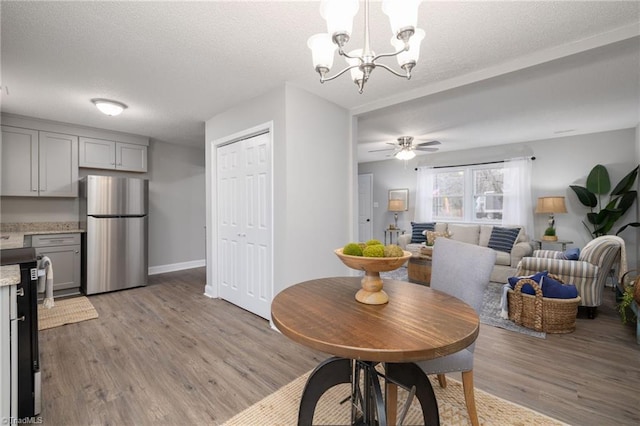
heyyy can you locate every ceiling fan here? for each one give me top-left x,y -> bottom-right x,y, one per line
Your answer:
368,136 -> 441,160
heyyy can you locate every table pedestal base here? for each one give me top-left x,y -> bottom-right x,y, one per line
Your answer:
298,357 -> 439,426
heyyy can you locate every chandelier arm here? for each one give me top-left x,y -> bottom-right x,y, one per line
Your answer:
372,48 -> 407,62
338,50 -> 361,60
320,64 -> 361,83
375,63 -> 409,79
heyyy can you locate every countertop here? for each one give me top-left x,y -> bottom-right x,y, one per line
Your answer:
1,229 -> 84,250
0,265 -> 20,287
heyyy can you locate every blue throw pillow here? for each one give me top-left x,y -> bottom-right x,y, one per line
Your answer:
540,276 -> 579,299
410,222 -> 435,244
487,227 -> 521,253
562,248 -> 580,260
508,271 -> 548,295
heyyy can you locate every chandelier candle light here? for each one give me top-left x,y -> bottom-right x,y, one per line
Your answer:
308,0 -> 424,94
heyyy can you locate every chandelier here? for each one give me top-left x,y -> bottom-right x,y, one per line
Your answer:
308,0 -> 424,94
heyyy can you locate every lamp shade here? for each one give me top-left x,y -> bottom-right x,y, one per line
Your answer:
535,197 -> 567,214
388,199 -> 405,212
346,49 -> 364,83
320,0 -> 359,37
382,0 -> 422,37
391,28 -> 425,67
308,33 -> 336,70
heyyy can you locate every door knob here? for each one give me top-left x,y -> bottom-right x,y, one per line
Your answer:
366,219 -> 370,222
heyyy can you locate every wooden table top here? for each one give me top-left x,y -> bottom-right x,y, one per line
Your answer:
271,277 -> 479,363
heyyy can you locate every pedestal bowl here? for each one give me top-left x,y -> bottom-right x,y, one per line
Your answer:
334,248 -> 412,305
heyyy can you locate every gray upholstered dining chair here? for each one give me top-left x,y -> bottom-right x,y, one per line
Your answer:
416,237 -> 496,426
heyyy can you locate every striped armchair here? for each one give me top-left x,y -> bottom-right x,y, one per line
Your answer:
516,236 -> 624,318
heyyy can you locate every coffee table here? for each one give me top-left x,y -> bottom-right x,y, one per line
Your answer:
408,254 -> 432,286
271,276 -> 479,425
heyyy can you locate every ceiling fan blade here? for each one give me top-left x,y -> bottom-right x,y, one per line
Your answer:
414,147 -> 439,152
368,147 -> 396,153
415,140 -> 441,147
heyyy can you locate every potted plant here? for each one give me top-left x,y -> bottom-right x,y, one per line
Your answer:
618,285 -> 638,324
542,226 -> 557,241
569,164 -> 640,238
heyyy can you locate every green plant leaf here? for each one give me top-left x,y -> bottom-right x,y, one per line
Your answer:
586,164 -> 611,195
617,222 -> 640,235
569,185 -> 597,208
616,191 -> 637,214
586,212 -> 600,225
611,165 -> 639,196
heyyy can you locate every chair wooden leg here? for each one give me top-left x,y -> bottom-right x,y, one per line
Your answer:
461,370 -> 479,426
437,373 -> 447,388
385,382 -> 398,425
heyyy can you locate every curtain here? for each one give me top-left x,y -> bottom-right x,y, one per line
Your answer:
502,157 -> 534,236
415,166 -> 436,221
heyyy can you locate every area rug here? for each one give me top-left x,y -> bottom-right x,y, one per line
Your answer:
38,296 -> 98,330
379,268 -> 546,339
222,371 -> 567,426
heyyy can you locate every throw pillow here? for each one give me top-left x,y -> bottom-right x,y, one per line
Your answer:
425,230 -> 449,246
539,275 -> 579,299
410,222 -> 435,244
561,248 -> 580,260
508,271 -> 548,295
487,226 -> 521,253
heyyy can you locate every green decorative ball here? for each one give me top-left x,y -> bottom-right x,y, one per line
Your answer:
343,243 -> 363,256
363,244 -> 385,257
365,239 -> 383,246
384,244 -> 404,257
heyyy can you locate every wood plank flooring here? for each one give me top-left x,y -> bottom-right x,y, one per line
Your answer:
37,268 -> 639,425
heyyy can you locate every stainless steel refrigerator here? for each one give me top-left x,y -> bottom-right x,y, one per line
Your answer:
80,175 -> 148,295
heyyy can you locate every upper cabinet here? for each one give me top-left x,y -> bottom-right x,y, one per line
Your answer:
1,126 -> 78,197
79,137 -> 147,172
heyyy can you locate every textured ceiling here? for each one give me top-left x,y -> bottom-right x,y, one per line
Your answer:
1,1 -> 639,162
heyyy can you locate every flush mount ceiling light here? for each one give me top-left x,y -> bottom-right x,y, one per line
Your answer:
91,98 -> 127,116
308,0 -> 424,94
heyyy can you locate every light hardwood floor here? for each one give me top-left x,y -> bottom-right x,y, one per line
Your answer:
38,268 -> 639,425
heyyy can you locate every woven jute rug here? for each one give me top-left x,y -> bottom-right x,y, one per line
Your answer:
223,371 -> 568,426
38,296 -> 98,330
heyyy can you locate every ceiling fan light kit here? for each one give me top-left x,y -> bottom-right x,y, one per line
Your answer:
368,135 -> 441,160
308,0 -> 423,94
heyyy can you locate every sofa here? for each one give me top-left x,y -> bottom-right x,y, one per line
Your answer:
398,222 -> 533,283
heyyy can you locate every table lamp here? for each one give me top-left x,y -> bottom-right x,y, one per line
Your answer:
388,199 -> 405,230
535,196 -> 567,241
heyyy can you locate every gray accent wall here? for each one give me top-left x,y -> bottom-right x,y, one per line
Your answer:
359,127 -> 638,269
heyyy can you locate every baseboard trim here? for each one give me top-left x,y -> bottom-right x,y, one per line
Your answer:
148,259 -> 206,275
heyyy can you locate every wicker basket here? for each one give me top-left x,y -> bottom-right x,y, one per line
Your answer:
507,277 -> 581,334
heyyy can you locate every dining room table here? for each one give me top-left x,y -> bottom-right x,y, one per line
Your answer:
271,276 -> 480,426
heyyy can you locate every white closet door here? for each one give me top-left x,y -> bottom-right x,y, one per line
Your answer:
217,132 -> 272,319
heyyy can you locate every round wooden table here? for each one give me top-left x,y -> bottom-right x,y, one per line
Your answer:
271,277 -> 480,425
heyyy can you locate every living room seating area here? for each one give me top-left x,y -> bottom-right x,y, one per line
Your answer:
516,235 -> 625,318
398,222 -> 533,283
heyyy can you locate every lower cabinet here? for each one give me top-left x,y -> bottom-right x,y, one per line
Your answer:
29,234 -> 82,298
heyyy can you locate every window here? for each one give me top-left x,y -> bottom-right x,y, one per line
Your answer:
431,165 -> 504,223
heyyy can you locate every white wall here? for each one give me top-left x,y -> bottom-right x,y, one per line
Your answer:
359,127 -> 638,268
204,84 -> 352,301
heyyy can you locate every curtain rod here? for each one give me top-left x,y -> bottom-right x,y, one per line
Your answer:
414,156 -> 536,171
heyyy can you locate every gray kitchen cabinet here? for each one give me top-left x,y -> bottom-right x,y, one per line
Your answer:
79,136 -> 147,172
30,234 -> 81,298
0,284 -> 17,420
0,126 -> 78,197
